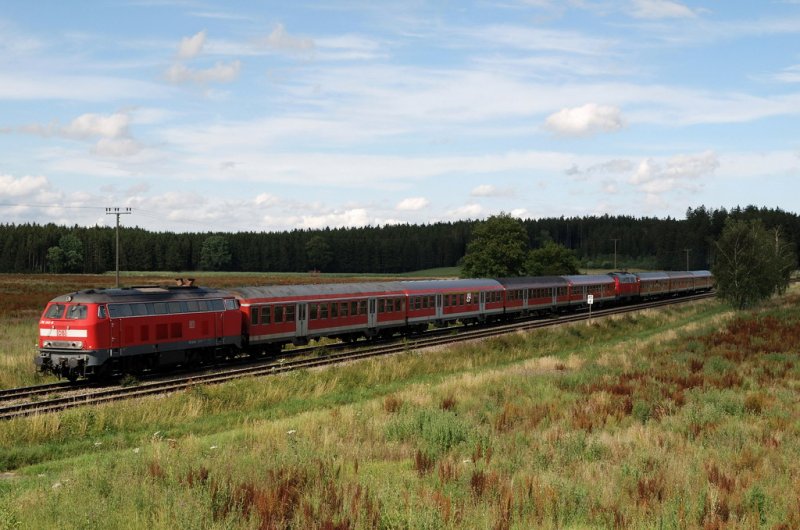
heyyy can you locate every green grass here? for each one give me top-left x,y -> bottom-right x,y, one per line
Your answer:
2,286 -> 800,528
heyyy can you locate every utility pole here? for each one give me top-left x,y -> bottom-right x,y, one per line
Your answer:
683,248 -> 691,271
106,207 -> 132,288
611,238 -> 620,270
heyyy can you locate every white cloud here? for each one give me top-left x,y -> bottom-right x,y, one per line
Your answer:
545,103 -> 625,137
472,25 -> 614,56
264,23 -> 314,53
630,150 -> 719,184
301,208 -> 370,229
773,64 -> 800,83
470,184 -> 497,197
64,112 -> 131,139
254,193 -> 279,206
446,203 -> 483,219
165,60 -> 241,84
510,208 -> 529,218
629,150 -> 719,196
0,174 -> 49,197
178,30 -> 207,59
629,0 -> 697,19
396,197 -> 429,211
93,137 -> 143,157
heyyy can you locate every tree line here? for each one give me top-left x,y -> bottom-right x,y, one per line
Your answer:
0,205 -> 797,274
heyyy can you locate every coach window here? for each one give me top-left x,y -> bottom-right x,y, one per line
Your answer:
359,301 -> 367,315
310,304 -> 318,320
378,299 -> 385,313
251,307 -> 260,325
320,304 -> 328,319
330,303 -> 338,318
286,305 -> 295,321
262,306 -> 271,324
274,306 -> 284,323
340,303 -> 349,317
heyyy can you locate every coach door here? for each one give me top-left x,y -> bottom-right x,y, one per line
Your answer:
368,298 -> 377,328
435,294 -> 443,320
479,291 -> 486,313
297,303 -> 308,337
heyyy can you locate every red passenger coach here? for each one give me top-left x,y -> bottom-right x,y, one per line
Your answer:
401,279 -> 505,327
666,271 -> 695,294
689,270 -> 714,291
496,276 -> 570,316
229,282 -> 408,350
36,286 -> 242,380
636,271 -> 671,298
562,274 -> 616,306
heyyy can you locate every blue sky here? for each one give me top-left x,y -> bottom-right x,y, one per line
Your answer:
1,0 -> 799,232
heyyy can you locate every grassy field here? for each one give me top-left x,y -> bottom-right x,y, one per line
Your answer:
1,275 -> 799,528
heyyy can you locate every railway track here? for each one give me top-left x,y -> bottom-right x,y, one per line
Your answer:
0,292 -> 714,421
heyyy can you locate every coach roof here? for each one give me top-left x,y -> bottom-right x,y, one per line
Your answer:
229,282 -> 407,301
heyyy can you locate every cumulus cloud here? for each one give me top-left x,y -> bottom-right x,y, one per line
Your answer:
178,30 -> 207,59
64,112 -> 131,139
165,60 -> 241,84
545,103 -> 625,137
17,112 -> 131,140
301,208 -> 369,229
12,111 -> 143,157
446,203 -> 483,219
630,0 -> 697,19
629,150 -> 719,195
630,150 -> 719,184
396,197 -> 429,211
0,174 -> 49,197
264,23 -> 314,53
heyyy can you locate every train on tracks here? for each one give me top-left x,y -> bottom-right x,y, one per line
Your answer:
35,270 -> 713,381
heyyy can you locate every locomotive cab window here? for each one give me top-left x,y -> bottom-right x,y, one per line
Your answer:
251,307 -> 260,325
97,305 -> 107,319
66,304 -> 87,320
45,304 -> 66,319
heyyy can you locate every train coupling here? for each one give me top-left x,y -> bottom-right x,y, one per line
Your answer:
36,352 -> 87,381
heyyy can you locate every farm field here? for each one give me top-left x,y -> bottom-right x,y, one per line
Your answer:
1,276 -> 799,528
